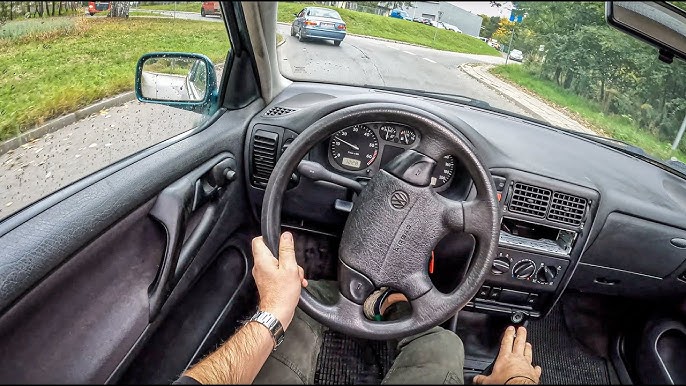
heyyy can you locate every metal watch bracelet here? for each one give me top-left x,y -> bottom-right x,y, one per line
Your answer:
249,310 -> 285,351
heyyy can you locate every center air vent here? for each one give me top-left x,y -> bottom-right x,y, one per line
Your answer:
251,130 -> 279,187
263,106 -> 295,117
509,183 -> 551,218
548,192 -> 587,226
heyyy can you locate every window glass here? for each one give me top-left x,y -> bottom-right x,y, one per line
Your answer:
0,1 -> 230,221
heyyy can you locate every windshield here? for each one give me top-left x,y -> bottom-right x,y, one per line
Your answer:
307,8 -> 342,19
278,1 -> 686,174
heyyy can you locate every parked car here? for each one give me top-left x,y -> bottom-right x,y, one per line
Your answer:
438,21 -> 462,33
200,2 -> 221,17
508,49 -> 524,61
291,7 -> 347,46
413,17 -> 432,25
86,1 -> 110,16
488,39 -> 501,50
389,9 -> 411,21
477,37 -> 489,43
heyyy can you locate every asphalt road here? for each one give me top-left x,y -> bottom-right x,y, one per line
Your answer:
1,14 -> 528,220
276,24 -> 527,114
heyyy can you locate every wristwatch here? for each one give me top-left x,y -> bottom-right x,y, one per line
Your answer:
249,310 -> 285,350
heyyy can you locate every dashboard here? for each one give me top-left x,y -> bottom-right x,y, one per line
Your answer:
243,82 -> 686,320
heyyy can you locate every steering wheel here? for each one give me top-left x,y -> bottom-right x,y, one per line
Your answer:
261,103 -> 500,340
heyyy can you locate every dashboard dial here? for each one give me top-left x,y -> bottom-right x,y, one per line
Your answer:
379,125 -> 396,141
430,155 -> 455,188
329,125 -> 379,171
398,128 -> 416,145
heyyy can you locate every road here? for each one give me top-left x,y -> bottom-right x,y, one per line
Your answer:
276,24 -> 527,115
1,13 -> 529,220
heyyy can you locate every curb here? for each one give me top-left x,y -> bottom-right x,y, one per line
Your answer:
0,92 -> 136,156
277,33 -> 286,47
458,63 -> 546,122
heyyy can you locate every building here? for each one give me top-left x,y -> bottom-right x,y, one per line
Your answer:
401,1 -> 483,37
321,1 -> 394,16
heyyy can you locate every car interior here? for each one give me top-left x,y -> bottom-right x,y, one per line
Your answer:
0,1 -> 685,385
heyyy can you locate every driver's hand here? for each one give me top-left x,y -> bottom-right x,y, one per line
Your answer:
252,232 -> 308,331
473,326 -> 542,385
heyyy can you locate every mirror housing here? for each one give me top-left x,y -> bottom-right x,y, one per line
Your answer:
606,1 -> 686,63
135,52 -> 219,114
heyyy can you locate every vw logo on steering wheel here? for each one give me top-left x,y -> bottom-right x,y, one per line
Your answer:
390,190 -> 409,209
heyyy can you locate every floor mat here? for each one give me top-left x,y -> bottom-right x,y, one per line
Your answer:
314,330 -> 394,385
527,303 -> 611,384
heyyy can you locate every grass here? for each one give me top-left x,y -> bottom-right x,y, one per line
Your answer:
138,2 -> 202,13
0,17 -> 229,142
0,17 -> 76,39
277,2 -> 501,56
490,64 -> 686,161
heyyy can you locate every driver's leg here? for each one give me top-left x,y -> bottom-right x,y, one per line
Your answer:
253,280 -> 338,384
382,326 -> 465,385
379,301 -> 464,384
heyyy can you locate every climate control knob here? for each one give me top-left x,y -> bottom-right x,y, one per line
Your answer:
491,257 -> 511,275
536,265 -> 558,284
512,260 -> 536,279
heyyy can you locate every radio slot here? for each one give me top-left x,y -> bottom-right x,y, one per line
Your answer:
499,217 -> 576,257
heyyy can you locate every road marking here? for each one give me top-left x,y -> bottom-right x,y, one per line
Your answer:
402,50 -> 417,56
422,57 -> 437,63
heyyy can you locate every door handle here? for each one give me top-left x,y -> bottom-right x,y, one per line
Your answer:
147,154 -> 237,321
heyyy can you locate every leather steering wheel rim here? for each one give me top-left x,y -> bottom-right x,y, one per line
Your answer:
261,103 -> 500,340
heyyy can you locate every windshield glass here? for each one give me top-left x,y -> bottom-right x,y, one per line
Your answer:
278,1 -> 686,173
307,8 -> 342,19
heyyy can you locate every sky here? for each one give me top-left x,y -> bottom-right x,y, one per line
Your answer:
449,1 -> 515,18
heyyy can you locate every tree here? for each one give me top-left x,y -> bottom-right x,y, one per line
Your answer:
109,1 -> 130,18
479,15 -> 501,38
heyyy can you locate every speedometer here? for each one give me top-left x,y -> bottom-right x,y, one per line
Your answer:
329,125 -> 379,171
430,155 -> 455,188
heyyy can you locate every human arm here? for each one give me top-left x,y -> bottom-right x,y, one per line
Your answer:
180,232 -> 307,384
473,326 -> 542,385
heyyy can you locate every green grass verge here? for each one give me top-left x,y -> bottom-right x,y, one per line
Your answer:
0,17 -> 76,39
138,2 -> 201,13
490,64 -> 686,161
0,17 -> 229,141
277,2 -> 500,56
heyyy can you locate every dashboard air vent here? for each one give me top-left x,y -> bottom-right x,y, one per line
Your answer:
548,192 -> 587,226
251,130 -> 279,187
509,183 -> 551,218
263,106 -> 295,117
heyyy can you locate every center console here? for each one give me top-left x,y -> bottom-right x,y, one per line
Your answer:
464,168 -> 600,321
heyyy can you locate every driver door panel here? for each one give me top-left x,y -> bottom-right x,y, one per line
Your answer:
0,102 -> 263,383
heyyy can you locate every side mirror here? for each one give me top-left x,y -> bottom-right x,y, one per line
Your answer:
135,52 -> 219,114
293,13 -> 298,17
606,1 -> 686,63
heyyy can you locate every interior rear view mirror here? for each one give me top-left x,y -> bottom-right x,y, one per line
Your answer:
606,1 -> 686,63
135,52 -> 219,114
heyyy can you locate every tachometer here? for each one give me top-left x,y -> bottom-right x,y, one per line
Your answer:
330,125 -> 379,171
430,155 -> 455,188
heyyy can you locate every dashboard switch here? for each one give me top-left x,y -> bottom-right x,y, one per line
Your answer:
512,260 -> 536,279
477,285 -> 491,299
488,287 -> 501,300
492,175 -> 507,191
536,265 -> 558,284
491,257 -> 510,275
526,293 -> 539,306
